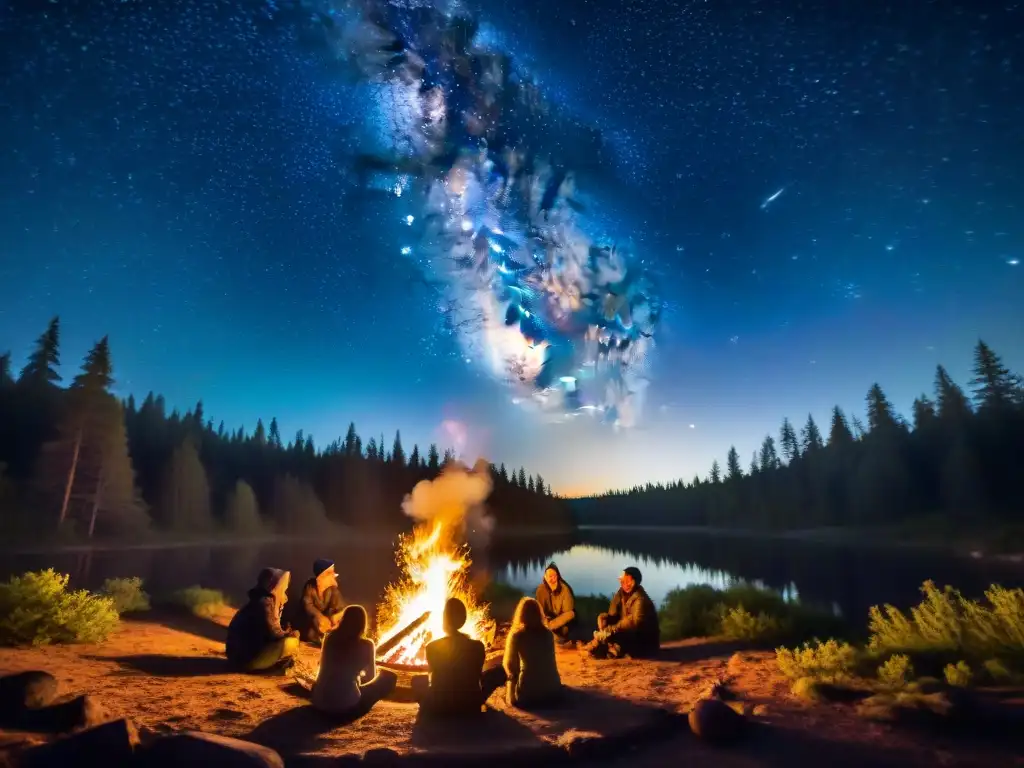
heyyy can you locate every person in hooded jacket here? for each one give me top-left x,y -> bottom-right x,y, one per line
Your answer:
534,562 -> 576,644
226,567 -> 300,672
297,558 -> 345,644
586,566 -> 659,659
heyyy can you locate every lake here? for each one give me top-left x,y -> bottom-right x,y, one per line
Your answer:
2,527 -> 1021,626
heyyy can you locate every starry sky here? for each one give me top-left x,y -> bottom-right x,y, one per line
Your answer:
1,0 -> 1022,496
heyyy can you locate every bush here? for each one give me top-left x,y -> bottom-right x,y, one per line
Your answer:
877,653 -> 914,690
170,586 -> 228,618
868,580 -> 1024,663
574,593 -> 611,629
479,580 -> 524,622
659,582 -> 843,643
99,577 -> 151,614
0,569 -> 120,646
943,660 -> 973,687
776,639 -> 859,683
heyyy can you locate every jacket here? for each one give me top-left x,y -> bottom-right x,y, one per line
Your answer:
605,585 -> 659,654
226,571 -> 290,668
503,626 -> 562,707
298,578 -> 344,642
535,580 -> 576,631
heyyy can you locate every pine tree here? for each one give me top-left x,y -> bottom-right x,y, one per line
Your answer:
726,446 -> 742,480
934,365 -> 972,422
801,414 -> 824,453
366,437 -> 378,460
271,474 -> 329,533
342,423 -> 358,456
18,316 -> 61,388
225,479 -> 262,534
427,444 -> 440,473
527,475 -> 535,493
0,352 -> 12,387
253,419 -> 267,445
911,395 -> 937,431
779,418 -> 800,463
865,384 -> 900,434
828,406 -> 854,446
709,460 -> 721,484
534,474 -> 546,495
409,444 -> 421,469
391,431 -> 406,467
759,435 -> 779,472
749,452 -> 759,475
498,463 -> 509,483
156,437 -> 213,531
850,415 -> 866,440
517,467 -> 527,487
268,417 -> 282,448
970,340 -> 1016,411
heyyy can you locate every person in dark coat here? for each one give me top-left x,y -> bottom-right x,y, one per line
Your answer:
226,568 -> 300,672
297,558 -> 345,644
585,566 -> 660,659
504,597 -> 562,709
411,597 -> 506,716
535,562 -> 576,644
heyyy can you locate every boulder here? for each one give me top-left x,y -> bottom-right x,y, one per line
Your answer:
688,698 -> 746,745
18,694 -> 108,733
17,718 -> 139,768
362,747 -> 402,766
137,731 -> 284,768
0,672 -> 58,722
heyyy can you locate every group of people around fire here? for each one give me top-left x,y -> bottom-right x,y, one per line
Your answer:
225,559 -> 660,720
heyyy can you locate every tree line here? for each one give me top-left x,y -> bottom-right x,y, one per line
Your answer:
0,318 -> 570,541
573,340 -> 1024,533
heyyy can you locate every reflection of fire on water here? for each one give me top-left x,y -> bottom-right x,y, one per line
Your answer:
374,461 -> 496,668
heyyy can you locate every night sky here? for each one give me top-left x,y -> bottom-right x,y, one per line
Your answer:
1,0 -> 1022,496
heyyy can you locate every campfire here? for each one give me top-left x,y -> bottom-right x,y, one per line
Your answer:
374,462 -> 496,669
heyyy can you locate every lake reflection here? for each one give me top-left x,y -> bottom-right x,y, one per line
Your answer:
2,527 -> 1021,629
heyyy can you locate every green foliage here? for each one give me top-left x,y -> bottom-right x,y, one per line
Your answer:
170,585 -> 227,618
776,639 -> 859,683
573,594 -> 611,630
479,580 -> 524,622
868,580 -> 1024,663
943,660 -> 973,687
225,479 -> 263,535
790,676 -> 824,701
99,576 -> 150,614
659,582 -> 842,643
0,569 -> 119,646
876,653 -> 914,690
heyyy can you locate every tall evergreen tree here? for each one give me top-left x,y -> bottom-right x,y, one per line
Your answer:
391,431 -> 406,467
865,384 -> 900,434
253,418 -> 267,445
343,422 -> 358,456
498,462 -> 509,483
527,475 -> 535,493
801,414 -> 824,453
779,418 -> 800,463
427,443 -> 440,472
758,435 -> 780,472
0,352 -> 12,387
268,417 -> 282,448
708,460 -> 722,484
725,446 -> 742,480
534,474 -> 546,495
828,406 -> 854,446
934,365 -> 972,423
156,437 -> 213,531
18,316 -> 61,388
225,479 -> 262,535
408,444 -> 421,469
970,340 -> 1016,411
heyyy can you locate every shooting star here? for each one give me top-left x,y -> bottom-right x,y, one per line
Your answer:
760,186 -> 787,210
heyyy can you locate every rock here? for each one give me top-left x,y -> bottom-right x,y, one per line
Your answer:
0,672 -> 58,721
18,694 -> 108,733
17,718 -> 139,768
688,697 -> 746,745
137,732 -> 284,768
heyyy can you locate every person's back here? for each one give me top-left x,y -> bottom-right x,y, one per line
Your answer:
424,631 -> 486,714
504,625 -> 561,708
313,636 -> 376,714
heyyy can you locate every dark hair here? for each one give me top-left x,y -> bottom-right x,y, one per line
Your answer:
322,605 -> 368,661
443,597 -> 467,633
511,597 -> 543,633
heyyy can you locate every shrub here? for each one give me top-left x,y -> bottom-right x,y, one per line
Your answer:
719,606 -> 782,642
0,569 -> 120,646
982,658 -> 1018,684
868,580 -> 1024,662
791,676 -> 824,702
170,586 -> 228,618
776,639 -> 859,683
574,593 -> 611,630
877,653 -> 914,690
943,660 -> 973,687
100,577 -> 151,614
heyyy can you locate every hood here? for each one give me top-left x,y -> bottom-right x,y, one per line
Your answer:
249,567 -> 287,600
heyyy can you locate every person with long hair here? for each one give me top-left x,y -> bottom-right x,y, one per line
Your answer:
312,605 -> 397,717
503,597 -> 562,709
535,562 -> 577,644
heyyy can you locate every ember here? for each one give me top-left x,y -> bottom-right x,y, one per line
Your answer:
374,462 -> 495,668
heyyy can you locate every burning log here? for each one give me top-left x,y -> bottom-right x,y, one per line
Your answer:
376,610 -> 431,660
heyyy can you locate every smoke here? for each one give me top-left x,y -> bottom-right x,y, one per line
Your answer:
401,458 -> 495,553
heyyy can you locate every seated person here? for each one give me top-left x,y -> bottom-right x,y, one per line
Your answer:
312,605 -> 397,717
586,567 -> 660,659
226,567 -> 300,672
298,558 -> 345,644
503,597 -> 562,709
411,597 -> 506,716
535,562 -> 576,644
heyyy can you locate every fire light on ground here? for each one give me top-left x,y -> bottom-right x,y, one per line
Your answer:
374,461 -> 496,667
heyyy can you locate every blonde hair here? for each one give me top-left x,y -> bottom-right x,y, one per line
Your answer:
510,596 -> 544,634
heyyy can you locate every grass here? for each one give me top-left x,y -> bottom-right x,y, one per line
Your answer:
167,585 -> 229,618
0,569 -> 120,646
99,576 -> 151,614
658,582 -> 844,644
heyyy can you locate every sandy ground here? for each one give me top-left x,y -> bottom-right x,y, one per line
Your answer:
0,607 -> 1020,766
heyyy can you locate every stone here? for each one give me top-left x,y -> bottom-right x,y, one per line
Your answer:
362,747 -> 402,766
136,731 -> 285,768
0,671 -> 58,721
17,718 -> 139,768
688,697 -> 746,745
18,694 -> 108,733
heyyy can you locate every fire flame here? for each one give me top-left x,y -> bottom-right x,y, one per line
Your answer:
375,516 -> 493,666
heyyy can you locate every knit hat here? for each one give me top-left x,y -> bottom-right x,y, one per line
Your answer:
313,558 -> 335,577
622,566 -> 643,585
